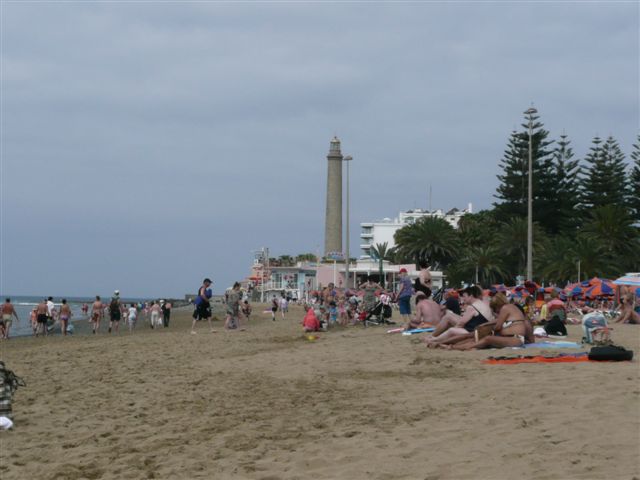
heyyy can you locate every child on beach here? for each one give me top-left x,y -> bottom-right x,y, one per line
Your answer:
91,296 -> 104,334
328,301 -> 338,326
302,305 -> 320,332
337,295 -> 348,326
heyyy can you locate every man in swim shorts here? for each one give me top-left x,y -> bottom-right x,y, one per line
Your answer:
91,296 -> 104,334
108,292 -> 122,334
35,299 -> 49,337
406,289 -> 441,330
1,299 -> 19,339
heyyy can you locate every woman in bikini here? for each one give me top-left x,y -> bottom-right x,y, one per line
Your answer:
615,292 -> 640,324
452,293 -> 534,350
425,285 -> 491,346
59,299 -> 72,336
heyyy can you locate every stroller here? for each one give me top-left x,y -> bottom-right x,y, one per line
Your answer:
361,299 -> 394,327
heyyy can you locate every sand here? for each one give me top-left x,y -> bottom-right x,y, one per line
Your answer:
0,305 -> 639,480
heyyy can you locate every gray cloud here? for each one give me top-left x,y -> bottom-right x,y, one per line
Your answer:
2,2 -> 638,297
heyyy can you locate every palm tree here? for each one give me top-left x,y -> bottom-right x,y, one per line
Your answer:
495,217 -> 546,280
370,242 -> 395,288
278,255 -> 295,267
459,246 -> 507,286
394,217 -> 459,269
295,253 -> 317,263
582,205 -> 640,268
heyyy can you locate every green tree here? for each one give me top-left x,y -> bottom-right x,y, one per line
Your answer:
580,135 -> 629,213
394,217 -> 459,269
457,210 -> 500,249
494,217 -> 546,281
552,132 -> 582,233
630,134 -> 640,222
278,255 -> 295,267
581,205 -> 640,270
296,253 -> 317,263
370,242 -> 395,288
494,110 -> 557,232
458,245 -> 507,287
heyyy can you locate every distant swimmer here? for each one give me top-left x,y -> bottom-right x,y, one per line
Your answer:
1,298 -> 20,340
91,296 -> 104,334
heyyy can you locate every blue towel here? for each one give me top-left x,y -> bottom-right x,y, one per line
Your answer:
402,327 -> 435,335
522,341 -> 581,349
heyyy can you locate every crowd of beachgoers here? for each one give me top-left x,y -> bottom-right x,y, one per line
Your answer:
3,269 -> 638,351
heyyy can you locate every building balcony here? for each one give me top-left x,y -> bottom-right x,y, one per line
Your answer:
360,232 -> 373,238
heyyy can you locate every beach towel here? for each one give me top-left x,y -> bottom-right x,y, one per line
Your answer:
484,353 -> 589,365
401,327 -> 435,335
520,341 -> 581,349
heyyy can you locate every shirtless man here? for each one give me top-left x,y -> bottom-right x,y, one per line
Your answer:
1,299 -> 19,339
91,296 -> 105,334
35,299 -> 49,337
406,290 -> 441,330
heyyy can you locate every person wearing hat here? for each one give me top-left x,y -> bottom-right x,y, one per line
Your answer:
397,268 -> 414,323
191,278 -> 214,334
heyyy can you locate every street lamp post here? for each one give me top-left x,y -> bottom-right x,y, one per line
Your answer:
524,107 -> 537,281
344,155 -> 353,290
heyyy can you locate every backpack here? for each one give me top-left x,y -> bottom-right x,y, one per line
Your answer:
0,361 -> 26,420
588,345 -> 633,362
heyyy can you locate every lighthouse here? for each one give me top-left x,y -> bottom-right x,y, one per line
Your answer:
324,137 -> 343,256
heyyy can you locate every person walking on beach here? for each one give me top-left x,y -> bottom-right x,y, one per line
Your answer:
1,299 -> 19,340
108,291 -> 122,334
35,299 -> 49,337
271,295 -> 278,321
47,296 -> 56,330
280,294 -> 288,320
59,299 -> 72,336
191,278 -> 214,334
127,303 -> 137,332
149,301 -> 163,329
225,282 -> 243,330
91,296 -> 104,334
161,300 -> 172,328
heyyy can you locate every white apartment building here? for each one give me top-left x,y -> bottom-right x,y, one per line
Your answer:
360,204 -> 472,259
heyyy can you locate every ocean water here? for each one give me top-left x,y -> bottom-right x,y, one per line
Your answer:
2,295 -> 150,337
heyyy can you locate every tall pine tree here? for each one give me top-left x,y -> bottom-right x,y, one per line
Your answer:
494,110 -> 557,232
552,132 -> 582,233
580,135 -> 629,213
630,134 -> 640,222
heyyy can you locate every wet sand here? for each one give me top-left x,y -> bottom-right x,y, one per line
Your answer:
1,305 -> 638,479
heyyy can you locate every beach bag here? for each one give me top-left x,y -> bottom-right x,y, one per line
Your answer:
544,316 -> 567,336
588,345 -> 633,362
474,322 -> 497,342
0,361 -> 26,420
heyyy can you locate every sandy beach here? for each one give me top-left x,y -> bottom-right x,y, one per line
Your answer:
1,304 -> 638,480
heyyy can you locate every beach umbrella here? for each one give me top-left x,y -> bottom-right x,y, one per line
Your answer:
613,274 -> 640,287
584,282 -> 615,298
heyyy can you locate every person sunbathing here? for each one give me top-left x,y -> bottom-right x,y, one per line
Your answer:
406,290 -> 442,330
615,293 -> 640,324
450,293 -> 534,350
424,285 -> 491,347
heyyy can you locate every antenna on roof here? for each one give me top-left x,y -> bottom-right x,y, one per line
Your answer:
429,184 -> 432,212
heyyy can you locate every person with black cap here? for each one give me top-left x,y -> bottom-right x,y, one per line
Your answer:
191,278 -> 214,334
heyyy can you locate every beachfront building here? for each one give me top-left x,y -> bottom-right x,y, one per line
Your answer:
315,259 -> 444,292
360,204 -> 472,259
245,260 -> 318,302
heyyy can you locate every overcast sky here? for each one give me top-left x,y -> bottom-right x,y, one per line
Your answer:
2,1 -> 638,298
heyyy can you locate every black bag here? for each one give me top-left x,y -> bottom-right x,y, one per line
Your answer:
588,345 -> 634,362
544,316 -> 567,336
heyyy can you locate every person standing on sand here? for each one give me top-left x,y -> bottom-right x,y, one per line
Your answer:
414,260 -> 432,296
108,291 -> 122,334
1,299 -> 20,340
149,301 -> 163,328
91,296 -> 104,334
280,294 -> 288,320
59,299 -> 72,336
397,268 -> 414,324
191,278 -> 215,334
225,282 -> 244,330
36,299 -> 49,337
